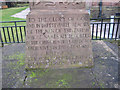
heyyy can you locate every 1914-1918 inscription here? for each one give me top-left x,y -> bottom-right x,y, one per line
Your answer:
26,2 -> 93,69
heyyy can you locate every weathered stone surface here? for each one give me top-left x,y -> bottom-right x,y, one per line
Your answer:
2,41 -> 119,88
29,2 -> 85,10
26,2 -> 93,68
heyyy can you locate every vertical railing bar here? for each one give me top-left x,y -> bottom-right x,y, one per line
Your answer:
11,27 -> 15,43
19,26 -> 23,42
2,27 -> 7,43
103,23 -> 107,39
92,24 -> 94,40
24,26 -> 26,36
96,24 -> 98,39
7,27 -> 11,43
0,29 -> 4,47
24,26 -> 26,42
115,19 -> 119,40
111,23 -> 115,39
108,23 -> 111,39
100,19 -> 103,40
15,22 -> 19,43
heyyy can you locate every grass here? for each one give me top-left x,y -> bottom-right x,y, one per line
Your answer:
1,6 -> 28,27
17,3 -> 29,7
0,7 -> 28,44
1,7 -> 27,21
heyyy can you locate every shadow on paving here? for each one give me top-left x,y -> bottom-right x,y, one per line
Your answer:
2,41 -> 119,88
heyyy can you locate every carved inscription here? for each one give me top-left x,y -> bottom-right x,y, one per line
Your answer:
30,2 -> 85,10
26,11 -> 93,68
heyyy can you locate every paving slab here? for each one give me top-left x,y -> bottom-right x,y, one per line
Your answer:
11,8 -> 30,19
0,47 -> 2,90
2,41 -> 119,88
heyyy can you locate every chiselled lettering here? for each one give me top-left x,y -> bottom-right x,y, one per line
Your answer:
26,5 -> 93,68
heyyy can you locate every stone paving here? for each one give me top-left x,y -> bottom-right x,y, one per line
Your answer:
1,40 -> 119,88
11,8 -> 30,19
0,46 -> 2,90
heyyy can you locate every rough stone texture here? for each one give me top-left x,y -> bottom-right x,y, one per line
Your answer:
29,2 -> 85,10
26,2 -> 93,68
2,41 -> 119,88
0,47 -> 2,90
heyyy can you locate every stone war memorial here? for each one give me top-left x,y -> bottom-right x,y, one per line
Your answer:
26,1 -> 93,69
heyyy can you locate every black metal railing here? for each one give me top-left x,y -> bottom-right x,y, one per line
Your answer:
0,21 -> 26,47
0,18 -> 120,47
90,18 -> 120,40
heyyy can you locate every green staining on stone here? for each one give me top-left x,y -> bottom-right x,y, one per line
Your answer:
62,74 -> 72,83
99,82 -> 104,88
17,60 -> 25,66
27,69 -> 50,79
48,73 -> 72,88
4,52 -> 25,70
92,82 -> 95,85
45,79 -> 70,88
56,79 -> 70,88
5,52 -> 25,60
29,72 -> 36,78
89,58 -> 92,62
44,68 -> 49,73
35,79 -> 38,81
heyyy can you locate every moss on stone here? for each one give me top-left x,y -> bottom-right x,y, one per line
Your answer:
4,52 -> 25,70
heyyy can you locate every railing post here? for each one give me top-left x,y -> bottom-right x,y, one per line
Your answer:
0,30 -> 4,47
92,24 -> 94,40
109,15 -> 115,39
100,19 -> 103,40
15,21 -> 19,43
115,19 -> 119,40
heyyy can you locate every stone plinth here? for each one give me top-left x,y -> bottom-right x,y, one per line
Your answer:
26,2 -> 93,69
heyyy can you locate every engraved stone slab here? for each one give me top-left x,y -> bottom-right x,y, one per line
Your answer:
29,2 -> 86,10
26,2 -> 93,69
